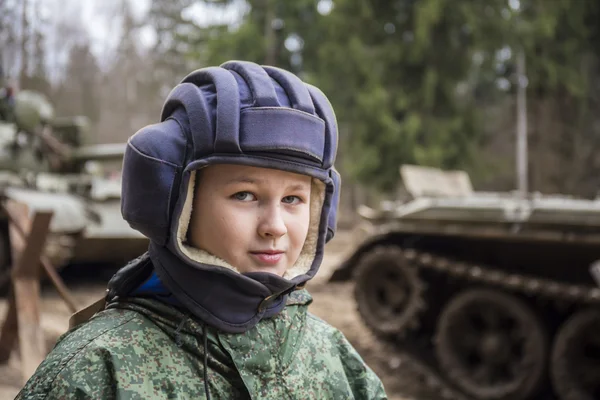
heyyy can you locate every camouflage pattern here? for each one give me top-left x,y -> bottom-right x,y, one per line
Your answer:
16,290 -> 387,399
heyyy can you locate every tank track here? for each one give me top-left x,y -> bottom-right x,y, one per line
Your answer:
376,247 -> 600,400
403,248 -> 600,305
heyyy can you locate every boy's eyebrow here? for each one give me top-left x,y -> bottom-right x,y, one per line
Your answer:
287,183 -> 310,192
226,177 -> 310,191
225,176 -> 262,185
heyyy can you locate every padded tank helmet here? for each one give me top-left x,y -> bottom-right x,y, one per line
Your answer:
120,60 -> 340,332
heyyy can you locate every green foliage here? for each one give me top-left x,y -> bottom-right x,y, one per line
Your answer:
175,0 -> 599,193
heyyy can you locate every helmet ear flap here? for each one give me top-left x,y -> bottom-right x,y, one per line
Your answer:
121,133 -> 181,246
326,168 -> 341,243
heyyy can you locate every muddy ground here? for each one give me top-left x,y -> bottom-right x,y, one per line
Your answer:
0,232 -> 442,400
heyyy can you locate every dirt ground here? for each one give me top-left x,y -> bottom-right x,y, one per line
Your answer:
0,232 -> 436,400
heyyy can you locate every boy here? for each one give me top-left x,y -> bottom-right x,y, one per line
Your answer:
16,60 -> 387,399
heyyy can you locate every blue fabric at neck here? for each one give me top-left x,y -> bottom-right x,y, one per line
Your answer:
132,270 -> 182,306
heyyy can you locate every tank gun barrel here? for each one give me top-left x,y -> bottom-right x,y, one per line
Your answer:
70,143 -> 126,163
34,119 -> 126,167
38,128 -> 126,169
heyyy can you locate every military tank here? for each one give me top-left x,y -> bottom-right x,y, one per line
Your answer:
330,164 -> 600,400
0,87 -> 148,289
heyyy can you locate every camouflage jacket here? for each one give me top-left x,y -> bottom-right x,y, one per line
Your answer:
16,290 -> 387,399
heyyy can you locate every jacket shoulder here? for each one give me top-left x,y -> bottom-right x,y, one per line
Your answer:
16,307 -> 168,399
304,312 -> 388,399
305,311 -> 345,344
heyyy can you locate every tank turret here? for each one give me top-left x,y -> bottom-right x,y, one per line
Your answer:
0,88 -> 148,292
13,89 -> 55,132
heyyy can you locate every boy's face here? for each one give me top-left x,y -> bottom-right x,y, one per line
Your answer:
188,164 -> 312,276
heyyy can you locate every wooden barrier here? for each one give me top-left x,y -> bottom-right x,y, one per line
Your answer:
0,200 -> 79,384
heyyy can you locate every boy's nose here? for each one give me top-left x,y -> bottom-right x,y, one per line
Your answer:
258,206 -> 287,239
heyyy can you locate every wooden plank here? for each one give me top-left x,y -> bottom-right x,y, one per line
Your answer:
13,210 -> 53,382
13,278 -> 45,381
10,209 -> 53,382
4,201 -> 79,313
4,201 -> 30,267
11,210 -> 52,279
40,259 -> 78,314
0,201 -> 31,365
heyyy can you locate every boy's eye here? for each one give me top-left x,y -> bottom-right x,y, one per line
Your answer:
282,195 -> 302,205
232,191 -> 256,201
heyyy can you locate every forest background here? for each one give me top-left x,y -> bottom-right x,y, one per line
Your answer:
1,0 -> 599,210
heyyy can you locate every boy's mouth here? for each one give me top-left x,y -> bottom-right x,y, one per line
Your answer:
250,250 -> 285,265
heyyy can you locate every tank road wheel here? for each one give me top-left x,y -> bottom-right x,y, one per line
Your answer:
434,289 -> 547,400
551,309 -> 600,400
353,245 -> 425,338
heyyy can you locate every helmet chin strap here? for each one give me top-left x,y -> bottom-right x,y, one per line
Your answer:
150,240 -> 306,333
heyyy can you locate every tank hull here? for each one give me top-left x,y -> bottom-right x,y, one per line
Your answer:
332,165 -> 600,400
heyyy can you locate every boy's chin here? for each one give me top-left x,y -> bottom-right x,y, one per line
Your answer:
239,263 -> 288,277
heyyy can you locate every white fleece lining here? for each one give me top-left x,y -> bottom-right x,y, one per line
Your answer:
176,169 -> 325,280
